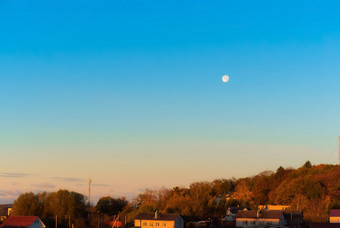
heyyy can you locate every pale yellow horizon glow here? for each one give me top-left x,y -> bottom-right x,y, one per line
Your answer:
1,140 -> 336,204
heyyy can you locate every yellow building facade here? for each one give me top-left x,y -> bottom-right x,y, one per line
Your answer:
134,212 -> 184,228
330,209 -> 340,223
135,219 -> 175,228
330,217 -> 340,223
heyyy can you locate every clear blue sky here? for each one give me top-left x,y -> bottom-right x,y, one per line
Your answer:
1,0 -> 340,203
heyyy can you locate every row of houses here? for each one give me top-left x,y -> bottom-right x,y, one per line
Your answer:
0,211 -> 305,228
236,210 -> 303,228
0,208 -> 339,228
132,208 -> 340,228
224,205 -> 303,228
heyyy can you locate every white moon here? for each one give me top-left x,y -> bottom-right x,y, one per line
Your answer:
222,75 -> 229,82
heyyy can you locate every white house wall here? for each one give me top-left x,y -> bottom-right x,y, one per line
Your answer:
174,217 -> 184,228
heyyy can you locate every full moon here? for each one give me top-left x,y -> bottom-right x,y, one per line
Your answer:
222,75 -> 229,82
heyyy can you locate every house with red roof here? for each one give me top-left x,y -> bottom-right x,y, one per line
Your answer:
330,209 -> 340,223
0,216 -> 45,228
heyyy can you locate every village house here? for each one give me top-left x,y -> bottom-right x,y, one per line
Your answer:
0,205 -> 12,223
236,210 -> 285,227
330,210 -> 340,223
283,211 -> 303,228
0,216 -> 45,228
225,206 -> 249,222
135,211 -> 184,228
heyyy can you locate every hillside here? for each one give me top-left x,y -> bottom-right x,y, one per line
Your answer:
120,162 -> 340,223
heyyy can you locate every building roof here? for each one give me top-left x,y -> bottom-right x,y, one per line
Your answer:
236,210 -> 283,219
0,216 -> 38,228
258,205 -> 291,211
135,213 -> 180,221
228,207 -> 248,214
104,220 -> 123,227
236,210 -> 257,218
330,210 -> 340,217
283,211 -> 303,219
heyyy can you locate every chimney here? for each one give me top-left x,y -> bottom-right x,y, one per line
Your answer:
155,210 -> 159,219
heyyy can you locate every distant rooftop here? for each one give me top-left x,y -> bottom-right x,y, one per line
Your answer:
0,216 -> 39,228
310,223 -> 340,228
135,213 -> 180,221
236,210 -> 283,219
330,210 -> 340,217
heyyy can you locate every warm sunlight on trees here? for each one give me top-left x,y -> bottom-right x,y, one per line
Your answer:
12,192 -> 42,216
13,189 -> 87,228
11,162 -> 340,225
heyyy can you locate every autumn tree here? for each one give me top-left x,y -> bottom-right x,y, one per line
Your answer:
303,161 -> 312,168
232,179 -> 252,206
12,192 -> 43,216
164,187 -> 192,217
96,196 -> 128,216
251,175 -> 270,205
188,182 -> 212,218
44,190 -> 74,220
211,179 -> 233,196
71,191 -> 87,218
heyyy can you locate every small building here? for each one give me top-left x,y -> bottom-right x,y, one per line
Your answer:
330,210 -> 340,223
283,211 -> 303,228
225,207 -> 249,222
0,205 -> 12,222
135,211 -> 184,228
236,210 -> 285,227
0,216 -> 45,228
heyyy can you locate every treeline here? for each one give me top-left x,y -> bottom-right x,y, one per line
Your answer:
12,162 -> 340,226
11,190 -> 128,228
12,190 -> 88,227
120,162 -> 340,224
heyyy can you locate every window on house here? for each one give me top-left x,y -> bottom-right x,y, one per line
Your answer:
156,223 -> 160,226
163,223 -> 166,227
150,222 -> 153,226
143,222 -> 147,226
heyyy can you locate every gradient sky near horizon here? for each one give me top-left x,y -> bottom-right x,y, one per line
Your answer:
1,0 -> 340,204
